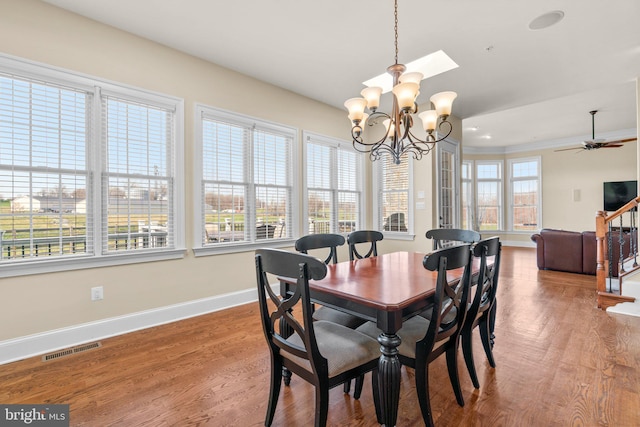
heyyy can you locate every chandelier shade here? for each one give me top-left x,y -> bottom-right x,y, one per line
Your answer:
344,0 -> 457,164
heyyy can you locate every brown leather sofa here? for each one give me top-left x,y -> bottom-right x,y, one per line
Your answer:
530,228 -> 632,276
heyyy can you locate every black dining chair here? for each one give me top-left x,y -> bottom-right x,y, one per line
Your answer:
462,236 -> 501,389
425,228 -> 481,250
356,244 -> 473,426
295,233 -> 367,394
255,248 -> 381,427
295,234 -> 365,328
347,230 -> 384,261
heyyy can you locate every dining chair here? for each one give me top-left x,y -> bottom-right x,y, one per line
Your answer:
347,230 -> 384,261
425,228 -> 481,250
462,236 -> 501,389
295,233 -> 367,394
356,244 -> 473,427
295,233 -> 365,329
255,248 -> 381,427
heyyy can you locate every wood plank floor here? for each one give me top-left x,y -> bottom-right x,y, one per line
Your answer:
1,247 -> 639,426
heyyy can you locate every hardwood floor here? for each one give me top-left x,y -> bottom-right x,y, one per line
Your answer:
1,247 -> 639,426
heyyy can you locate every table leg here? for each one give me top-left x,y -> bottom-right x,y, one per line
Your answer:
377,332 -> 402,426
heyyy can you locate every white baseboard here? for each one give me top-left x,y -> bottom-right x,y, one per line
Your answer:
501,240 -> 535,248
0,284 -> 277,366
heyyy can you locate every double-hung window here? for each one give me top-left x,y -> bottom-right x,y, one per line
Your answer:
374,155 -> 412,236
508,157 -> 541,231
303,132 -> 363,235
0,55 -> 184,276
195,105 -> 297,253
475,160 -> 503,231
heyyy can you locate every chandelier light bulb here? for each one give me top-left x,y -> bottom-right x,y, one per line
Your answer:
399,72 -> 424,85
392,82 -> 419,111
361,87 -> 383,111
429,91 -> 457,117
418,110 -> 438,133
344,97 -> 368,123
383,118 -> 395,138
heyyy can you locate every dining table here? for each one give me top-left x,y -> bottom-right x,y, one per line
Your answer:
298,251 -> 472,426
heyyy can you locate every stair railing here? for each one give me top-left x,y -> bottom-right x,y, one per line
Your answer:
595,196 -> 640,308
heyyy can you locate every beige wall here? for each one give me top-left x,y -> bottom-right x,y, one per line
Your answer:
0,0 -> 376,341
465,139 -> 638,245
0,0 -> 446,343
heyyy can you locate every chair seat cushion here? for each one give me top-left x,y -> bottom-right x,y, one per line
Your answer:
356,316 -> 434,359
312,306 -> 367,329
284,320 -> 380,377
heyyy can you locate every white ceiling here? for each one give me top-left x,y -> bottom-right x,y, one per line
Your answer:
41,0 -> 640,150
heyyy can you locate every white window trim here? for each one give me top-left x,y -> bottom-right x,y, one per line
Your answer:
475,159 -> 504,232
192,104 -> 299,256
461,159 -> 475,230
507,156 -> 542,232
373,157 -> 415,240
0,53 -> 185,278
301,131 -> 364,236
436,138 -> 461,228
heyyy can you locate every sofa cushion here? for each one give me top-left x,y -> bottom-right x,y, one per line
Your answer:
582,231 -> 597,275
540,229 -> 584,274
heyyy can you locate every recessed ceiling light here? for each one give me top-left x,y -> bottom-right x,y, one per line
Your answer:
529,10 -> 565,30
363,50 -> 459,93
481,135 -> 492,140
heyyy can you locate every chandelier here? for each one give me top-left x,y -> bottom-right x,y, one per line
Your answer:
344,0 -> 457,164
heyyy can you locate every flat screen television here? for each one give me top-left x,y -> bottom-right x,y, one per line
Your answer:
603,180 -> 637,212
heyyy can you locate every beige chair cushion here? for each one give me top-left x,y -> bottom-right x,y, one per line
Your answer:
283,320 -> 380,377
356,316 -> 434,359
312,306 -> 366,329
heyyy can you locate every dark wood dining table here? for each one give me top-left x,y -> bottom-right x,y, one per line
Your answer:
303,251 -> 469,427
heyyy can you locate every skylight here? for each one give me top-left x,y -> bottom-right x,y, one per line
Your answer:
362,50 -> 459,93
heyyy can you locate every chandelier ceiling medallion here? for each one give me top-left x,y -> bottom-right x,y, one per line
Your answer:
344,0 -> 457,164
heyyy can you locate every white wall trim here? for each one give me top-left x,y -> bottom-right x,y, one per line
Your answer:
0,284 -> 277,366
501,239 -> 536,248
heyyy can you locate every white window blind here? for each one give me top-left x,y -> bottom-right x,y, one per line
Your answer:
378,154 -> 410,232
305,133 -> 362,234
0,54 -> 183,275
198,106 -> 295,248
102,95 -> 175,253
0,73 -> 92,260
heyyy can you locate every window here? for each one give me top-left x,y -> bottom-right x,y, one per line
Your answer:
461,160 -> 474,230
303,132 -> 363,235
475,160 -> 503,231
508,157 -> 541,231
0,55 -> 184,276
374,155 -> 412,236
195,105 -> 297,253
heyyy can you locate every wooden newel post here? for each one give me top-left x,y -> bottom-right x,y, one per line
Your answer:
595,210 -> 607,299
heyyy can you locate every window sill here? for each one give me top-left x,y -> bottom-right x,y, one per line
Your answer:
0,248 -> 187,278
381,232 -> 416,241
193,238 -> 296,257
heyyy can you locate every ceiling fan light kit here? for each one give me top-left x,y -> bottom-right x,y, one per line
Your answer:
554,110 -> 637,152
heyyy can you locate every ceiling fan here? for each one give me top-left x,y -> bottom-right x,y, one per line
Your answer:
555,110 -> 637,152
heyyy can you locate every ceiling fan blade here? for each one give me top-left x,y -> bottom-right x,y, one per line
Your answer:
604,137 -> 637,145
599,144 -> 623,148
554,147 -> 583,152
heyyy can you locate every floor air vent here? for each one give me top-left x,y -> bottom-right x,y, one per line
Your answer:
42,341 -> 102,362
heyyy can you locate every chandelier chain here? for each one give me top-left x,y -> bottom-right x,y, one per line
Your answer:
394,0 -> 399,64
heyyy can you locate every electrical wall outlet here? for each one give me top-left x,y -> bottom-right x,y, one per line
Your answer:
91,286 -> 104,301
